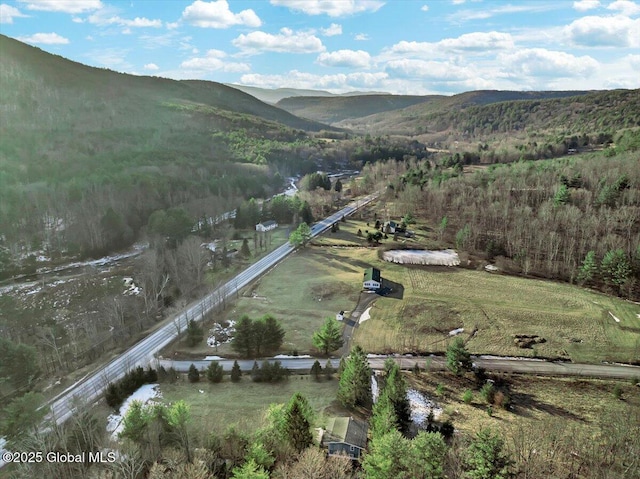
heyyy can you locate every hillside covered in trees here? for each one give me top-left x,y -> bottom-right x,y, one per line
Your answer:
335,89 -> 640,139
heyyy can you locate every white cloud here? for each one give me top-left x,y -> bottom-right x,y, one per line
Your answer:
385,58 -> 472,80
270,0 -> 384,17
355,33 -> 369,40
627,53 -> 640,69
181,0 -> 261,28
18,0 -> 101,13
17,32 -> 69,44
87,47 -> 131,70
1,4 -> 27,23
421,5 -> 429,12
453,4 -> 558,22
143,63 -> 159,71
564,15 -> 640,47
607,0 -> 640,15
439,31 -> 514,51
87,12 -> 162,28
386,31 -> 514,59
166,21 -> 179,30
233,28 -> 325,54
317,49 -> 371,68
240,69 -> 388,91
321,23 -> 342,36
573,0 -> 601,11
499,48 -> 599,78
180,49 -> 250,72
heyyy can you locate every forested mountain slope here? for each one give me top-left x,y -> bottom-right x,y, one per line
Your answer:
276,94 -> 431,123
281,90 -> 591,126
0,35 -> 337,262
335,89 -> 638,137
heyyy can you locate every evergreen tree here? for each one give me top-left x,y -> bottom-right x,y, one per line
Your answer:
261,314 -> 285,355
231,360 -> 242,382
370,390 -> 398,439
577,250 -> 597,285
240,238 -> 251,258
446,338 -> 472,376
206,361 -> 224,383
0,392 -> 48,448
313,317 -> 344,355
324,359 -> 335,380
230,458 -> 269,479
185,319 -> 204,347
310,360 -> 322,381
300,201 -> 314,225
601,249 -> 632,291
251,361 -> 261,382
382,360 -> 411,434
187,363 -> 200,383
284,393 -> 313,452
338,346 -> 372,409
334,178 -> 343,192
463,429 -> 512,479
553,184 -> 570,206
232,315 -> 255,358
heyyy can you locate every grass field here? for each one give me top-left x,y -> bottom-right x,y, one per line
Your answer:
354,252 -> 640,363
159,376 -> 342,434
176,244 -> 364,356
406,369 -> 639,439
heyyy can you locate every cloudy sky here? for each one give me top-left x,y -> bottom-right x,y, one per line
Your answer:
1,0 -> 639,94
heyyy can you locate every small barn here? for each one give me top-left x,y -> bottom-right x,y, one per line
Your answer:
320,417 -> 368,460
363,267 -> 382,290
256,220 -> 278,232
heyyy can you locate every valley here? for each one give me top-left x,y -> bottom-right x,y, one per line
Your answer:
1,7 -> 640,477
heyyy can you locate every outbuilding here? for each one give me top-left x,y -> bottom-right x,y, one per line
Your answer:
256,220 -> 278,232
320,417 -> 368,460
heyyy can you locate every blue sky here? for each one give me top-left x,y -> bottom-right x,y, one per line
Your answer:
1,0 -> 639,94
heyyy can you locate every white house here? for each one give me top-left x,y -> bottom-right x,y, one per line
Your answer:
256,220 -> 278,232
363,267 -> 382,290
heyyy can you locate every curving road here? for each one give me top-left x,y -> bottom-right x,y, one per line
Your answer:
158,355 -> 640,380
44,194 -> 378,425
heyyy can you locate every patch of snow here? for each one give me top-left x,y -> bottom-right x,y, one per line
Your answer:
207,320 -> 236,348
202,242 -> 217,253
336,313 -> 344,321
371,374 -> 379,403
636,313 -> 640,319
106,384 -> 161,440
0,437 -> 7,468
383,249 -> 460,266
484,264 -> 499,272
449,328 -> 464,336
359,307 -> 372,324
273,354 -> 312,359
204,356 -> 224,360
367,354 -> 389,358
609,311 -> 621,323
198,390 -> 204,394
477,355 -> 545,361
36,255 -> 50,262
123,277 -> 141,296
407,388 -> 442,425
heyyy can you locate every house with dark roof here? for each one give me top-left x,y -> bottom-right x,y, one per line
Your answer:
363,267 -> 382,290
320,417 -> 368,460
256,220 -> 278,232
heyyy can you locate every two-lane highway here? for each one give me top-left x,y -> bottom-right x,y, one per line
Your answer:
45,194 -> 378,424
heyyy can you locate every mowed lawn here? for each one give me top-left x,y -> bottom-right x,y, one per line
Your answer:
353,249 -> 640,363
159,376 -> 340,434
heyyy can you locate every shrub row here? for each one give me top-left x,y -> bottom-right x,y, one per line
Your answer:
105,366 -> 158,411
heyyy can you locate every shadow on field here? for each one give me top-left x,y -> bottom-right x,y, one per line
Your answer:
510,392 -> 586,422
380,278 -> 404,300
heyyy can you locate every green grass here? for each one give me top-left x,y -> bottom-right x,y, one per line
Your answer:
354,254 -> 640,363
159,375 -> 341,434
177,244 -> 364,356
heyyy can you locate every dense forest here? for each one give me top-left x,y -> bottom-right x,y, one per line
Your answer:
361,136 -> 640,300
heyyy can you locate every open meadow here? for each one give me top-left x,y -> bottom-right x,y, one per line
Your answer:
159,375 -> 341,435
354,251 -> 640,363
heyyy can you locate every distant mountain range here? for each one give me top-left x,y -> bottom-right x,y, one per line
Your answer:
225,83 -> 387,104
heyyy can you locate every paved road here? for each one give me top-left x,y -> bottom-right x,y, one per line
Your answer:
44,194 -> 378,424
158,356 -> 640,380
